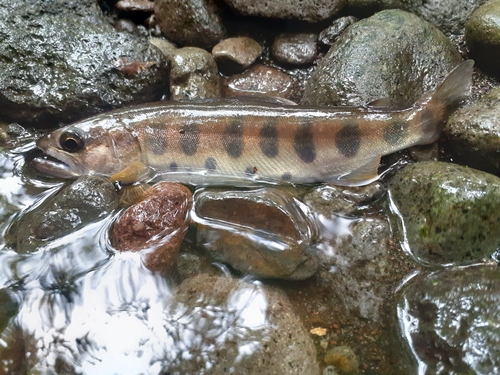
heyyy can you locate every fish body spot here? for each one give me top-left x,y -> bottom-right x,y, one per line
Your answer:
180,123 -> 199,156
205,157 -> 217,170
170,162 -> 178,171
145,130 -> 168,155
419,108 -> 437,134
281,172 -> 292,181
384,120 -> 408,145
223,118 -> 243,158
259,118 -> 279,158
335,122 -> 361,157
293,123 -> 316,163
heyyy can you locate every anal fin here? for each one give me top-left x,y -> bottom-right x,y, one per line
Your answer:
333,156 -> 381,186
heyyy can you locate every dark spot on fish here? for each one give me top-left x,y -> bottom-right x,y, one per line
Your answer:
170,162 -> 178,171
180,123 -> 199,156
205,157 -> 217,170
259,118 -> 279,158
293,122 -> 316,163
223,118 -> 243,158
282,172 -> 292,181
145,129 -> 167,155
384,119 -> 408,145
335,122 -> 360,157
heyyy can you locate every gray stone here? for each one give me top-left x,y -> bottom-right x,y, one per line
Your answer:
169,47 -> 220,100
222,64 -> 299,101
347,0 -> 486,35
154,0 -> 226,49
212,37 -> 262,74
318,16 -> 358,46
388,161 -> 500,265
164,274 -> 320,374
223,0 -> 346,22
272,33 -> 318,66
303,182 -> 385,216
398,266 -> 500,375
443,87 -> 500,175
466,0 -> 500,76
8,176 -> 118,253
301,10 -> 462,108
194,188 -> 319,280
314,216 -> 394,321
0,0 -> 169,127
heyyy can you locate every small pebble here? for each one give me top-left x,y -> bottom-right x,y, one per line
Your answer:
272,33 -> 318,66
318,16 -> 357,46
115,0 -> 154,12
324,346 -> 359,375
114,19 -> 137,33
212,36 -> 262,74
222,64 -> 298,100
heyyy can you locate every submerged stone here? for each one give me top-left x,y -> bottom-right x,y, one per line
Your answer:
388,161 -> 500,265
212,37 -> 262,74
444,87 -> 500,175
301,10 -> 462,107
111,182 -> 192,272
194,188 -> 319,280
10,176 -> 118,253
165,273 -> 320,374
397,266 -> 500,375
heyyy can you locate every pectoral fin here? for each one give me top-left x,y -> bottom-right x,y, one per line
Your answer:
334,156 -> 381,186
110,161 -> 150,184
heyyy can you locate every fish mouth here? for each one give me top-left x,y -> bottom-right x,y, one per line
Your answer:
33,137 -> 84,178
32,153 -> 80,178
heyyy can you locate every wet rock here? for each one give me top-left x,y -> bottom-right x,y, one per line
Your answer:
114,19 -> 137,33
466,0 -> 500,76
315,216 -> 394,320
212,37 -> 262,74
154,0 -> 226,49
169,47 -> 221,100
0,0 -> 169,127
388,161 -> 500,265
164,273 -> 320,374
111,182 -> 192,272
272,33 -> 318,66
10,176 -> 118,253
194,188 -> 319,280
408,143 -> 439,162
149,37 -> 177,59
0,289 -> 18,334
222,64 -> 299,100
301,10 -> 462,107
223,0 -> 346,23
116,0 -> 154,12
303,182 -> 385,216
347,0 -> 486,35
397,266 -> 500,375
318,16 -> 358,46
443,87 -> 500,175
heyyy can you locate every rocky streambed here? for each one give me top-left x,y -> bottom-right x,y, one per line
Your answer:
0,0 -> 499,374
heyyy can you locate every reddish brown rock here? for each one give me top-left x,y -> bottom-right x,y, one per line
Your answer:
111,182 -> 192,272
271,33 -> 318,66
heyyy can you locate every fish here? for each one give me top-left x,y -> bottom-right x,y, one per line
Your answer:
34,60 -> 473,186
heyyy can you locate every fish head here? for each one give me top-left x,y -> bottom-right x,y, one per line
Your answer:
34,117 -> 141,179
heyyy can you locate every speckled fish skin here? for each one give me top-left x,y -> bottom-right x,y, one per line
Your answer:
34,60 -> 473,186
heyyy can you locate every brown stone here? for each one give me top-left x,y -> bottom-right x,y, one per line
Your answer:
221,64 -> 300,101
212,37 -> 262,74
116,0 -> 154,12
111,182 -> 192,272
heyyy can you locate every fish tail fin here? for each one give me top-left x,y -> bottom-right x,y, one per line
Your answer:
416,59 -> 474,145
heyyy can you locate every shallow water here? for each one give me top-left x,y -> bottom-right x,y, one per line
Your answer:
0,132 -> 497,375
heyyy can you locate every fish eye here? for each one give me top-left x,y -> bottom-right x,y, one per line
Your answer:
59,130 -> 85,152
